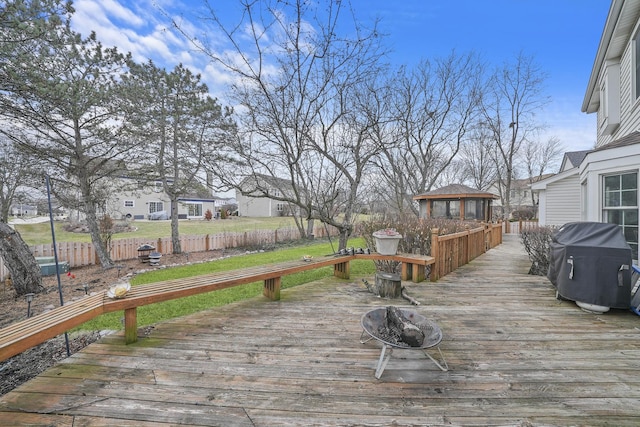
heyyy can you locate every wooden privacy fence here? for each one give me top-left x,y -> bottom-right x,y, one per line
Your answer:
430,222 -> 503,281
0,225 -> 337,281
503,219 -> 539,235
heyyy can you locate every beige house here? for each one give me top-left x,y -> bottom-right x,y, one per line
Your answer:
105,177 -> 217,220
236,174 -> 299,217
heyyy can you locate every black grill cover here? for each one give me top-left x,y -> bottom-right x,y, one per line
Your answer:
547,222 -> 632,309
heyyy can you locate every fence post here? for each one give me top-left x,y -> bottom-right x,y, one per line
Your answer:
157,238 -> 163,254
430,228 -> 439,282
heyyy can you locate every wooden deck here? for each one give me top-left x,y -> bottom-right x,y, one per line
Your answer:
1,235 -> 640,426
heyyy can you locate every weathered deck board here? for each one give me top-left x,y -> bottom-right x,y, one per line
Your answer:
1,234 -> 640,426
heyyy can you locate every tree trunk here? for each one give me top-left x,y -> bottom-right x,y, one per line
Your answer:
170,198 -> 182,254
375,273 -> 402,298
0,222 -> 42,296
85,209 -> 113,269
306,218 -> 315,239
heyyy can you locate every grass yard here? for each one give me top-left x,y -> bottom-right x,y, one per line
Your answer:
13,216 -> 301,245
77,237 -> 372,332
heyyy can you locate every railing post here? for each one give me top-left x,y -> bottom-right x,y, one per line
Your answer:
465,225 -> 471,264
430,228 -> 440,282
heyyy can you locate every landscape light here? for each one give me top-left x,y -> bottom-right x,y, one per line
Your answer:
25,293 -> 34,318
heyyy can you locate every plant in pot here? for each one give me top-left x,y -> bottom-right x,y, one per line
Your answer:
372,228 -> 403,255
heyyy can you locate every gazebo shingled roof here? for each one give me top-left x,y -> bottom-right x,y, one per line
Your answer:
413,184 -> 498,201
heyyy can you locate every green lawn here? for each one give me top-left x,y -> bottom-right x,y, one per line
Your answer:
78,237 -> 373,332
13,217 -> 301,245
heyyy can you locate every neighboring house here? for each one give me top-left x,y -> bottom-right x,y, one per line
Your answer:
236,174 -> 298,217
9,204 -> 38,217
488,176 -> 551,219
534,0 -> 640,259
107,177 -> 217,220
531,151 -> 590,226
9,203 -> 38,216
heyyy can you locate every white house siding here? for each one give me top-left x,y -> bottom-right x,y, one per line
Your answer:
598,14 -> 640,147
543,174 -> 581,226
532,169 -> 581,227
579,144 -> 640,222
105,179 -> 170,220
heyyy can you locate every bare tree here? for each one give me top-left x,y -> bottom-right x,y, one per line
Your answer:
174,0 -> 388,248
523,136 -> 563,209
373,53 -> 484,215
481,52 -> 550,219
459,125 -> 497,191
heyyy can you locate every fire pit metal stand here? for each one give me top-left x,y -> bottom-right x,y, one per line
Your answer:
360,307 -> 448,378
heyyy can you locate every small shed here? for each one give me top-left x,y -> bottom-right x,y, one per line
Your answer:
413,184 -> 497,222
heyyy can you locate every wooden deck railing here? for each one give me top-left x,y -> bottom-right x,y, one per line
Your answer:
430,223 -> 503,281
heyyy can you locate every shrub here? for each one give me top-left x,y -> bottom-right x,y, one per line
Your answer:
355,214 -> 476,272
520,225 -> 557,276
204,209 -> 213,221
511,208 -> 536,221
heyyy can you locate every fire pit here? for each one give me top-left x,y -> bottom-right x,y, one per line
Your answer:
360,307 -> 448,378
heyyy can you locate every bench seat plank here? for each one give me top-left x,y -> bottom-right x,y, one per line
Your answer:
0,294 -> 104,361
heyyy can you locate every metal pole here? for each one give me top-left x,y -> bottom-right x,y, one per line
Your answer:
46,175 -> 70,357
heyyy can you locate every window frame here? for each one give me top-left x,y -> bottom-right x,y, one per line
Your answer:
602,171 -> 639,259
186,202 -> 203,218
148,201 -> 164,214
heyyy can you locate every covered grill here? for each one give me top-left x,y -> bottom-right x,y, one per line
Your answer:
548,222 -> 632,311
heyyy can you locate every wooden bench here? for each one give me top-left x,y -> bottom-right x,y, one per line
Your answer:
354,253 -> 434,283
0,252 -> 433,361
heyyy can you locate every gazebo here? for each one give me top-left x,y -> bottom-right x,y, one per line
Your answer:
413,184 -> 497,222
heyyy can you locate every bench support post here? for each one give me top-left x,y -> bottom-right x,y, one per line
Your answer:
334,261 -> 350,279
401,262 -> 426,282
263,277 -> 281,301
124,308 -> 138,344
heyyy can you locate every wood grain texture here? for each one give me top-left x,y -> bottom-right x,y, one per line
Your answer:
1,235 -> 639,426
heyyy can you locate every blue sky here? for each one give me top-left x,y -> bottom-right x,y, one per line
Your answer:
70,0 -> 611,153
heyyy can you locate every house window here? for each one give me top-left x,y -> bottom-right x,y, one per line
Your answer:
149,201 -> 164,214
124,200 -> 134,208
603,172 -> 638,257
276,203 -> 284,212
187,202 -> 203,218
